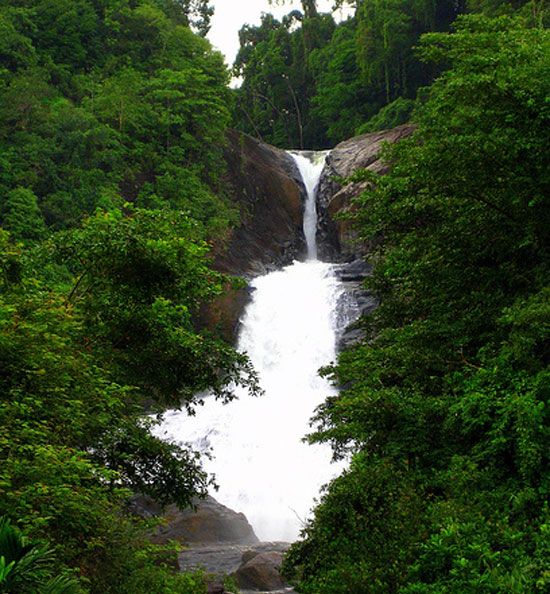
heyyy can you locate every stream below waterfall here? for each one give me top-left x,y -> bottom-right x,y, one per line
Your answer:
157,151 -> 351,542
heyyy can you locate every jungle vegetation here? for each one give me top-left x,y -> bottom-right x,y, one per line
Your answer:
0,0 -> 548,592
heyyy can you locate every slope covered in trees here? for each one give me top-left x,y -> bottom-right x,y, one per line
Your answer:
232,0 -> 546,148
0,1 -> 259,592
283,7 -> 549,593
232,0 -> 466,147
0,0 -> 234,235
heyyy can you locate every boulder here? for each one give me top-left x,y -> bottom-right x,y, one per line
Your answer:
232,551 -> 287,591
150,495 -> 259,546
317,124 -> 415,260
178,541 -> 290,577
216,130 -> 306,277
334,258 -> 372,282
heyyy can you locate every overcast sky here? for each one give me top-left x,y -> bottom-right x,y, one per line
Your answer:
207,0 -> 352,67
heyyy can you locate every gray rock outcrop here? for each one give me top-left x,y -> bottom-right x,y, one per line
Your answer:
199,130 -> 307,342
129,494 -> 259,546
179,541 -> 293,593
217,130 -> 306,277
232,550 -> 287,591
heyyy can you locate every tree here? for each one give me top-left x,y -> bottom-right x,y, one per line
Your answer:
0,215 -> 255,590
1,187 -> 46,241
0,1 -> 254,591
233,9 -> 335,148
55,208 -> 258,407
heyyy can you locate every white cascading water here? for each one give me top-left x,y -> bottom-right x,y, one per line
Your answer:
294,152 -> 323,260
156,151 -> 343,542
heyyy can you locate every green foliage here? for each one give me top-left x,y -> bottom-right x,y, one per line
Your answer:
356,97 -> 415,134
283,455 -> 424,593
308,19 -> 372,143
286,13 -> 550,593
234,0 -> 463,147
0,517 -> 81,593
233,10 -> 336,148
0,2 -> 254,591
0,212 -> 255,590
55,208 -> 257,407
1,187 -> 46,241
0,0 -> 233,235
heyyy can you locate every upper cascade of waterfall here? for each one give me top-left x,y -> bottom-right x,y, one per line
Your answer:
288,151 -> 329,261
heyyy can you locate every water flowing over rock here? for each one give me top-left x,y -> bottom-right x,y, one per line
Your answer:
199,130 -> 308,342
200,127 -> 412,342
156,151 -> 345,544
287,150 -> 329,261
317,124 -> 415,261
151,140 -> 397,590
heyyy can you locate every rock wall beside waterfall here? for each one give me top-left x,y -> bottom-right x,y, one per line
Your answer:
317,124 -> 415,261
217,130 -> 306,277
200,126 -> 415,342
198,130 -> 307,341
216,125 -> 416,269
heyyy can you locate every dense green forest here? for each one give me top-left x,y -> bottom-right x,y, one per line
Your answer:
233,0 -> 547,148
0,1 -> 259,591
280,3 -> 550,594
0,0 -> 548,592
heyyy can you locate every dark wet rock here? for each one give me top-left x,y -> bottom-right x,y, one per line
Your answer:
335,285 -> 379,351
206,579 -> 226,594
317,124 -> 415,260
150,496 -> 259,546
333,259 -> 378,351
232,551 -> 287,591
128,493 -> 164,519
242,550 -> 261,564
336,287 -> 378,351
334,258 -> 372,282
216,130 -> 306,277
199,130 -> 308,343
197,283 -> 253,343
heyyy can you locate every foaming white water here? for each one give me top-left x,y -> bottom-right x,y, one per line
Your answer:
156,151 -> 342,542
158,260 -> 341,541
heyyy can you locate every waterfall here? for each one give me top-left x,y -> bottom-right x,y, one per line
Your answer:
289,151 -> 328,259
156,151 -> 343,542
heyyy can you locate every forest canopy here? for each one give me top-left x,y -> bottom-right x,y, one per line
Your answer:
232,0 -> 547,148
282,5 -> 550,593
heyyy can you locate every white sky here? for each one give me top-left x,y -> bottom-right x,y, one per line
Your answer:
208,0 -> 353,67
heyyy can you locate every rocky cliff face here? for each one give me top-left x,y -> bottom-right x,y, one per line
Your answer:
317,124 -> 415,261
200,130 -> 307,341
201,126 -> 415,342
216,130 -> 306,277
